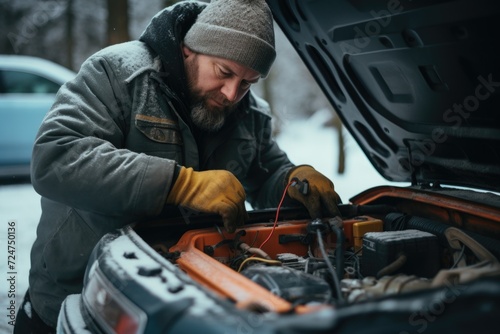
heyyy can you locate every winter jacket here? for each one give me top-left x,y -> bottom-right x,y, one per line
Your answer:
28,2 -> 293,327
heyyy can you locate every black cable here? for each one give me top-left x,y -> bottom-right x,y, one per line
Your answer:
316,229 -> 344,304
451,245 -> 466,269
330,223 -> 345,281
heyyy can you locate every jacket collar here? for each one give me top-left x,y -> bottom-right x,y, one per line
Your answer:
139,1 -> 206,105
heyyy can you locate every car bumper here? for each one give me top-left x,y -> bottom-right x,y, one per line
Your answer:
57,294 -> 91,334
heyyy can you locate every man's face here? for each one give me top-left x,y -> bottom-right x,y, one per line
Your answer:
183,46 -> 260,132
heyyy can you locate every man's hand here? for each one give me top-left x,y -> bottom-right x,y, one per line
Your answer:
286,165 -> 341,218
166,166 -> 247,232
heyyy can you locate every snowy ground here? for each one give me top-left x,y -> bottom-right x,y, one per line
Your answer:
0,182 -> 41,334
0,109 -> 405,333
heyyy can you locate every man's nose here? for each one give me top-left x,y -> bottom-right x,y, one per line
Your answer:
221,80 -> 240,102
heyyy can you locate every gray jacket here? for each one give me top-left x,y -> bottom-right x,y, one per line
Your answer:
28,2 -> 293,327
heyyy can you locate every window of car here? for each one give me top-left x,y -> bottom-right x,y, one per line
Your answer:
0,69 -> 61,94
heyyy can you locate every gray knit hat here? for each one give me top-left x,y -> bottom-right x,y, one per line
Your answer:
183,0 -> 276,78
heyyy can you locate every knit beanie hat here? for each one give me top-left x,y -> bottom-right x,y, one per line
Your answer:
183,0 -> 276,78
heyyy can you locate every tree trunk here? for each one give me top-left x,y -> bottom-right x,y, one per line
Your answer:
324,113 -> 346,175
164,0 -> 183,6
65,0 -> 74,70
261,72 -> 281,136
107,0 -> 130,46
336,117 -> 345,174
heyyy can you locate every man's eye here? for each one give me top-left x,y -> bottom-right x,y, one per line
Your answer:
241,81 -> 251,90
218,68 -> 230,77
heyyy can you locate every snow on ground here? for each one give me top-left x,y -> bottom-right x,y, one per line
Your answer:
0,182 -> 40,334
0,109 -> 405,332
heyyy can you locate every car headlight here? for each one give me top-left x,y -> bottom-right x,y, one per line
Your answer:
83,264 -> 147,334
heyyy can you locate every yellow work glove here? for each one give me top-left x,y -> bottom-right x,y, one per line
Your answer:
166,166 -> 247,233
286,165 -> 341,219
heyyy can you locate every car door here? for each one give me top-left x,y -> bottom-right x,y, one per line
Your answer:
0,69 -> 61,168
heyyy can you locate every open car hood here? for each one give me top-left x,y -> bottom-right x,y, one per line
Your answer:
268,0 -> 500,192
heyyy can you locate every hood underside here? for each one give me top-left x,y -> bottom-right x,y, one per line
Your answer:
268,0 -> 500,192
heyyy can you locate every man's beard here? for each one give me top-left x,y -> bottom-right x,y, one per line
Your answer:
189,93 -> 235,132
185,56 -> 237,132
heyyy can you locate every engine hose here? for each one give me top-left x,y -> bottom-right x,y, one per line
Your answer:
384,213 -> 500,260
239,242 -> 271,260
376,253 -> 407,278
445,227 -> 497,264
384,213 -> 449,245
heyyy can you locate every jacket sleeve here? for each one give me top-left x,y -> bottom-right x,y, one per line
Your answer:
31,54 -> 175,217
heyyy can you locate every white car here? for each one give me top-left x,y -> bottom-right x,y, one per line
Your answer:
0,55 -> 75,178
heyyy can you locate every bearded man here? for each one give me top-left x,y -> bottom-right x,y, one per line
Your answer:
15,0 -> 341,332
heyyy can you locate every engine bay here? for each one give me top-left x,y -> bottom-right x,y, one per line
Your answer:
156,213 -> 500,313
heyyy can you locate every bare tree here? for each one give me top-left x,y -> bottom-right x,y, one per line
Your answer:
107,0 -> 130,46
0,2 -> 23,54
163,0 -> 183,6
324,115 -> 345,174
65,0 -> 74,69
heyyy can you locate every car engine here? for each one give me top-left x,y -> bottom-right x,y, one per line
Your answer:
159,204 -> 500,311
231,216 -> 499,307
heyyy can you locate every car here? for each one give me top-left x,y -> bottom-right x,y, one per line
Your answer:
0,55 -> 76,178
58,1 -> 500,333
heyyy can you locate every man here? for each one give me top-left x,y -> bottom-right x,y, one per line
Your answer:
15,0 -> 341,332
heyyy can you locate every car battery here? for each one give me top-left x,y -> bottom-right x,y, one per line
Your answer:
361,229 -> 439,278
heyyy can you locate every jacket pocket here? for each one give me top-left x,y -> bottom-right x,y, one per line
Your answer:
42,209 -> 100,293
135,114 -> 183,145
